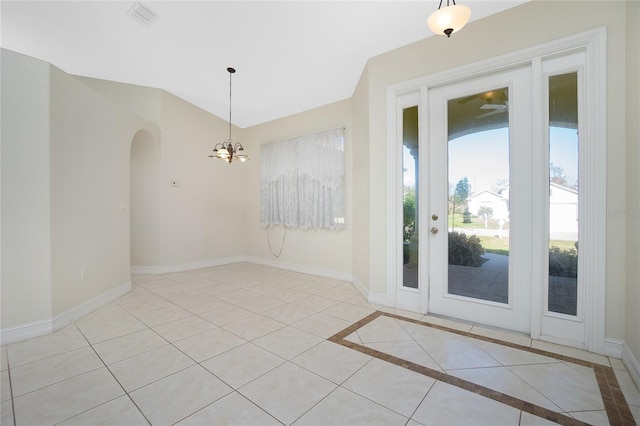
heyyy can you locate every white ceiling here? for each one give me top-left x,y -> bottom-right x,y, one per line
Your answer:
1,0 -> 527,128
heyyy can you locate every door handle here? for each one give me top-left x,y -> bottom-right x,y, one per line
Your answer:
432,214 -> 439,221
431,227 -> 438,234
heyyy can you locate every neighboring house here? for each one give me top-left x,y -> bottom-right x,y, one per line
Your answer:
467,183 -> 578,240
549,182 -> 578,240
466,190 -> 510,221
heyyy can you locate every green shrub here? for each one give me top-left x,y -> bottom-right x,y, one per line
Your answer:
549,246 -> 578,278
449,231 -> 485,267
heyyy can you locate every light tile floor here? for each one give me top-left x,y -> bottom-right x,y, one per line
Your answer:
1,263 -> 638,425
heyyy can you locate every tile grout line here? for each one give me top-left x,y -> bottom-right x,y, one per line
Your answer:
5,351 -> 17,426
330,311 -> 635,426
336,337 -> 589,426
80,324 -> 154,426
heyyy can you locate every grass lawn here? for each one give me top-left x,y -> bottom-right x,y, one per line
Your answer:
478,235 -> 577,255
448,214 -> 509,230
478,236 -> 509,255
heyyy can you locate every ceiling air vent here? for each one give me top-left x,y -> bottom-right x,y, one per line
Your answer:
127,2 -> 158,27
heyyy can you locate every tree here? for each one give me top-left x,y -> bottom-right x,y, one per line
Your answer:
478,206 -> 494,228
403,187 -> 416,243
491,178 -> 509,194
454,177 -> 471,208
550,163 -> 577,190
450,177 -> 471,229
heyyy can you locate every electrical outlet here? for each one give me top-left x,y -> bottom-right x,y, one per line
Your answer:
81,268 -> 88,281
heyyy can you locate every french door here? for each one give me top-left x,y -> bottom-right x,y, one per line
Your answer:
427,67 -> 533,333
391,29 -> 606,351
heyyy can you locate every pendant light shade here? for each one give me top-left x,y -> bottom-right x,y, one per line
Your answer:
427,0 -> 471,38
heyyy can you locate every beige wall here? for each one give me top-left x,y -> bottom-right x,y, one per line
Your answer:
351,64 -> 371,290
130,130 -> 162,267
1,49 -> 158,333
625,0 -> 640,371
81,76 -> 352,275
357,0 -> 632,343
48,66 -> 154,316
242,100 -> 352,276
81,78 -> 247,268
78,77 -> 162,126
157,92 -> 246,266
1,50 -> 52,328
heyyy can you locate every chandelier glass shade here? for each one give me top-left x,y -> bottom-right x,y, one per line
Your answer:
427,0 -> 471,38
210,67 -> 249,164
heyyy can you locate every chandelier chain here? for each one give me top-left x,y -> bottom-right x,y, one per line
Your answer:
228,69 -> 232,141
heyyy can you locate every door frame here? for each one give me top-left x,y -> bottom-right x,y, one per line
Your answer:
393,90 -> 428,313
385,27 -> 606,353
426,67 -> 533,334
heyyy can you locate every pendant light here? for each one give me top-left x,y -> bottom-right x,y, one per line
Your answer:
209,67 -> 249,164
427,0 -> 471,38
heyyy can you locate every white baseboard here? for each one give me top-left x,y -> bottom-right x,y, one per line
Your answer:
0,319 -> 53,346
131,256 -> 245,275
604,337 -> 624,359
0,281 -> 131,345
351,275 -> 368,299
622,342 -> 640,390
368,291 -> 391,307
52,281 -> 131,331
243,256 -> 352,282
133,255 -> 355,294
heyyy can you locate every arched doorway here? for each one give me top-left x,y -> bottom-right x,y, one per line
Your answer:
130,130 -> 161,268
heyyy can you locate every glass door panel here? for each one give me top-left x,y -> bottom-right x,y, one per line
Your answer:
428,67 -> 532,333
403,106 -> 419,289
447,89 -> 510,303
547,73 -> 579,316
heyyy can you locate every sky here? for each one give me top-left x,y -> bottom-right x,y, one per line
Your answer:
403,126 -> 579,194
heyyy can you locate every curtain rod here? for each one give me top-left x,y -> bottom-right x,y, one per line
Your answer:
262,126 -> 346,147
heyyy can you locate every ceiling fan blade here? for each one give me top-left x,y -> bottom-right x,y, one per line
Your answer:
480,103 -> 506,110
475,109 -> 504,119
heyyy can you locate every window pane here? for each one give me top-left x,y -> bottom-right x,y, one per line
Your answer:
548,73 -> 579,315
447,88 -> 510,303
403,106 -> 419,288
260,128 -> 345,229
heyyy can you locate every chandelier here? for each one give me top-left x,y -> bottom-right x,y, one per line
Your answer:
427,0 -> 471,38
209,67 -> 249,163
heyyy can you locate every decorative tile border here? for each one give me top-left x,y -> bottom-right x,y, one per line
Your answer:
329,311 -> 636,426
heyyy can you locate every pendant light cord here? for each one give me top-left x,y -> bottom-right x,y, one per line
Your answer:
267,225 -> 287,258
227,68 -> 234,141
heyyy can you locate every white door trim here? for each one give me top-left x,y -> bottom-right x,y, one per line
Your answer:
386,27 -> 606,353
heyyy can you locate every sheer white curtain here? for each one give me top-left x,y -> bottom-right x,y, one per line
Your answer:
261,127 -> 345,230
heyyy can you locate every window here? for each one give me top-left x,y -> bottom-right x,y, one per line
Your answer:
260,128 -> 346,229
